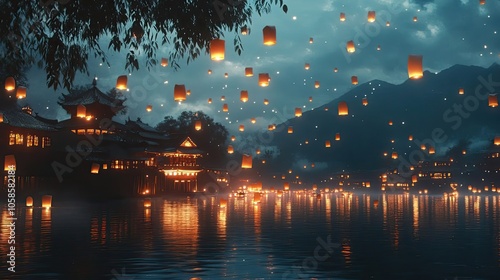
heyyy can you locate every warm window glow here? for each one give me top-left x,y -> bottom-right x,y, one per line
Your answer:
15,134 -> 23,145
33,136 -> 39,147
42,137 -> 51,148
9,132 -> 15,145
27,135 -> 33,147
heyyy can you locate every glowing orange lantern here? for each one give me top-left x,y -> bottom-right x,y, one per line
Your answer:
77,104 -> 86,118
263,99 -> 269,105
208,69 -> 212,75
362,97 -> 368,106
428,147 -> 435,154
367,11 -> 376,22
4,155 -> 16,171
146,105 -> 152,112
263,26 -> 276,45
412,175 -> 418,183
488,95 -> 498,107
241,26 -> 248,35
242,154 -> 253,169
346,41 -> 355,53
494,136 -> 500,146
408,55 -> 423,79
231,135 -> 236,141
208,98 -> 212,104
325,140 -> 331,148
305,63 -> 310,70
91,163 -> 100,174
335,133 -> 340,141
334,67 -> 338,73
284,182 -> 290,191
314,81 -> 320,88
309,37 -> 313,44
26,196 -> 33,207
409,135 -> 413,141
161,58 -> 168,67
116,75 -> 128,90
0,113 -> 3,123
391,152 -> 398,159
340,12 -> 346,21
195,120 -> 202,131
459,88 -> 464,95
259,73 -> 270,87
42,195 -> 52,209
295,108 -> 302,117
245,67 -> 253,77
288,126 -> 293,134
251,118 -> 256,124
144,198 -> 151,208
4,76 -> 15,91
239,125 -> 245,132
227,145 -> 234,154
240,90 -> 249,102
413,16 -> 418,22
210,39 -> 225,61
16,86 -> 26,99
386,21 -> 391,26
174,84 -> 187,101
480,0 -> 486,4
338,101 -> 348,116
351,76 -> 358,85
222,104 -> 229,112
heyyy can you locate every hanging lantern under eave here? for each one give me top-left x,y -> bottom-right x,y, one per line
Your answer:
494,136 -> 500,146
391,152 -> 398,159
245,67 -> 254,77
488,95 -> 498,107
346,41 -> 355,53
4,155 -> 16,171
340,12 -> 346,21
258,73 -> 270,87
367,11 -> 376,22
16,86 -> 27,99
222,103 -> 229,112
240,90 -> 249,102
362,97 -> 368,106
325,140 -> 331,148
161,58 -> 168,67
408,55 -> 423,79
338,101 -> 348,116
42,195 -> 52,209
210,39 -> 225,61
174,84 -> 187,102
335,133 -> 341,141
242,154 -> 253,169
116,75 -> 128,90
146,105 -> 153,112
263,26 -> 276,46
91,163 -> 100,174
239,125 -> 245,132
288,126 -> 293,134
76,104 -> 86,118
351,76 -> 358,85
227,145 -> 234,154
26,196 -> 33,207
295,108 -> 302,117
195,120 -> 202,131
5,76 -> 15,91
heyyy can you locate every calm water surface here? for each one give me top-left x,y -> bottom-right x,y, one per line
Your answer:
1,192 -> 500,279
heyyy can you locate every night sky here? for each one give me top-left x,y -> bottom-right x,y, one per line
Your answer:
22,0 -> 500,134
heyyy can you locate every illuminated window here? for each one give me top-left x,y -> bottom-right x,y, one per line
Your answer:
27,135 -> 33,147
9,132 -> 15,145
16,134 -> 23,145
77,129 -> 85,135
71,130 -> 76,133
111,160 -> 124,169
95,130 -> 101,135
87,129 -> 94,135
42,137 -> 51,148
33,136 -> 39,147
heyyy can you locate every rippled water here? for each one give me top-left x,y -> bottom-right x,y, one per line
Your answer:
1,192 -> 500,279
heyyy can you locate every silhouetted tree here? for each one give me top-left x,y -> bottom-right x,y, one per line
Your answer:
0,0 -> 287,90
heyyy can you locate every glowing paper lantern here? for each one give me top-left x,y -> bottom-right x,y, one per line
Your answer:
263,26 -> 276,45
251,118 -> 256,124
208,69 -> 212,75
480,0 -> 486,5
494,136 -> 500,146
488,95 -> 498,107
309,96 -> 313,102
146,105 -> 152,112
42,195 -> 52,209
221,96 -> 225,101
305,63 -> 310,70
0,113 -> 3,123
210,39 -> 225,61
333,67 -> 339,73
409,135 -> 413,141
268,125 -> 274,131
239,125 -> 245,132
391,152 -> 398,159
412,175 -> 418,183
335,133 -> 340,141
195,120 -> 202,131
208,98 -> 212,104
351,76 -> 358,85
367,11 -> 376,22
459,88 -> 464,95
263,99 -> 269,105
284,182 -> 290,191
295,108 -> 302,117
227,145 -> 234,154
26,196 -> 33,207
242,154 -> 253,169
325,140 -> 331,148
241,26 -> 249,35
362,97 -> 368,106
224,73 -> 228,78
174,84 -> 187,101
16,86 -> 26,99
222,104 -> 229,112
186,90 -> 191,96
309,37 -> 314,44
388,120 -> 393,126
428,146 -> 436,154
314,81 -> 320,88
240,90 -> 249,102
91,163 -> 100,174
256,148 -> 261,154
116,75 -> 128,90
144,198 -> 151,208
413,16 -> 418,22
220,198 -> 228,208
340,12 -> 346,21
4,155 -> 16,171
258,73 -> 270,87
231,135 -> 236,141
76,104 -> 86,118
288,126 -> 293,134
5,77 -> 15,91
408,55 -> 423,79
338,101 -> 348,116
161,58 -> 168,67
245,67 -> 254,77
346,41 -> 355,53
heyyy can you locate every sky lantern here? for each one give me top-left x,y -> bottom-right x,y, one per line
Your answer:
412,175 -> 418,183
242,154 -> 253,168
186,90 -> 191,96
386,21 -> 391,27
421,144 -> 426,150
409,135 -> 413,141
256,148 -> 261,154
340,12 -> 346,21
288,126 -> 293,134
295,107 -> 302,117
362,97 -> 368,106
208,98 -> 212,104
428,146 -> 436,154
0,113 -> 4,123
367,11 -> 376,22
413,16 -> 418,22
305,63 -> 310,70
258,73 -> 270,87
480,0 -> 486,4
251,118 -> 256,124
76,105 -> 86,118
91,163 -> 100,174
240,90 -> 249,102
241,26 -> 248,35
333,67 -> 338,73
210,39 -> 225,61
231,135 -> 236,141
208,69 -> 212,75
351,76 -> 358,85
388,120 -> 393,126
325,140 -> 331,148
146,105 -> 152,112
16,86 -> 27,99
263,26 -> 276,45
391,152 -> 398,159
338,101 -> 348,116
309,37 -> 313,44
116,75 -> 128,90
494,136 -> 500,146
238,124 -> 245,132
4,76 -> 15,91
222,103 -> 229,112
174,84 -> 187,101
459,88 -> 464,95
245,67 -> 254,77
4,155 -> 16,171
41,195 -> 52,209
377,45 -> 381,51
335,133 -> 341,141
314,81 -> 320,88
264,99 -> 269,105
195,120 -> 202,131
346,41 -> 355,53
221,96 -> 225,101
224,73 -> 228,78
283,182 -> 290,191
309,96 -> 313,102
488,94 -> 498,107
408,55 -> 423,79
161,58 -> 168,67
26,196 -> 33,207
268,125 -> 274,131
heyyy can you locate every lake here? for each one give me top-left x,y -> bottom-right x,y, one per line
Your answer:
1,192 -> 500,279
